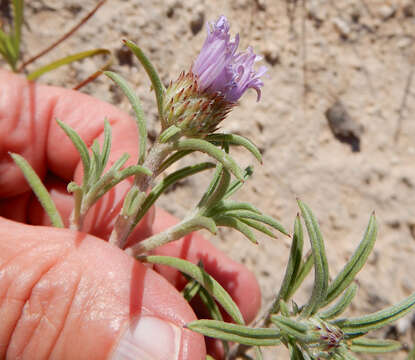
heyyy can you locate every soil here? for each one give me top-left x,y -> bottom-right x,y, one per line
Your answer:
6,0 -> 415,358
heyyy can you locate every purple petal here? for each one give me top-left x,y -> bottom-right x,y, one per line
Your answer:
191,16 -> 266,103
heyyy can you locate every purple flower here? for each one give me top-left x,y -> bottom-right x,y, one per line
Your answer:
192,16 -> 267,103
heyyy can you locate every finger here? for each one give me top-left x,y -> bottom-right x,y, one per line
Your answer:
0,218 -> 205,359
0,70 -> 139,198
0,70 -> 153,244
150,208 -> 261,325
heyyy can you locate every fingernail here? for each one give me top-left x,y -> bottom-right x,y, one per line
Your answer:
112,316 -> 182,360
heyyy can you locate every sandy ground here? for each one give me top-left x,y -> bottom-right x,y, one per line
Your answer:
5,0 -> 415,358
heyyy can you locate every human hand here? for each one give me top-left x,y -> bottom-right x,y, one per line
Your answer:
0,70 -> 261,359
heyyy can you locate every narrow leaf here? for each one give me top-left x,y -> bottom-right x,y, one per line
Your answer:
239,218 -> 276,239
158,150 -> 194,172
215,216 -> 258,244
224,166 -> 253,199
101,119 -> 112,171
104,71 -> 147,165
206,133 -> 262,164
27,49 -> 111,81
159,125 -> 182,143
134,162 -> 215,225
123,39 -> 165,117
174,138 -> 245,181
334,292 -> 415,333
11,0 -> 23,58
271,215 -> 304,314
139,256 -> 245,324
181,279 -> 201,302
132,216 -> 218,253
286,251 -> 314,299
186,320 -> 281,346
350,337 -> 401,353
56,119 -> 91,186
319,283 -> 358,320
324,214 -> 377,306
222,210 -> 289,236
298,200 -> 329,317
10,153 -> 64,228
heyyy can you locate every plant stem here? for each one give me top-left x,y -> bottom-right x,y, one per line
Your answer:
108,141 -> 173,248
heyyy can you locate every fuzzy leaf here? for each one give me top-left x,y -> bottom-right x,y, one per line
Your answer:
10,153 -> 64,228
174,138 -> 245,181
123,39 -> 165,117
334,292 -> 415,333
186,320 -> 281,346
139,256 -> 244,324
134,162 -> 215,225
206,133 -> 262,164
324,214 -> 377,306
298,200 -> 329,317
224,166 -> 253,199
287,251 -> 314,299
214,215 -> 258,244
56,119 -> 91,186
222,210 -> 289,236
104,71 -> 147,165
349,337 -> 401,353
319,283 -> 358,320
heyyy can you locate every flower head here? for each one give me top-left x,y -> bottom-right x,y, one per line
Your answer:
162,16 -> 266,137
192,15 -> 267,103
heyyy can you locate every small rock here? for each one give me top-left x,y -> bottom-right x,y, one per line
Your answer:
264,48 -> 280,66
325,100 -> 363,152
190,11 -> 205,35
378,4 -> 396,20
332,17 -> 351,39
403,2 -> 415,17
397,36 -> 413,49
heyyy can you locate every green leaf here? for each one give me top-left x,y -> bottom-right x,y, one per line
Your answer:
132,216 -> 218,253
286,251 -> 314,299
214,216 -> 258,244
174,138 -> 245,181
208,200 -> 261,216
197,164 -> 223,209
271,215 -> 304,314
206,133 -> 262,164
224,166 -> 253,199
27,49 -> 111,81
123,39 -> 165,118
319,283 -> 358,320
139,256 -> 245,324
11,0 -> 23,62
186,320 -> 281,346
158,150 -> 194,172
324,214 -> 377,306
101,119 -> 112,172
56,119 -> 91,187
349,337 -> 401,353
221,210 -> 289,236
271,316 -> 320,343
181,279 -> 201,302
159,125 -> 182,143
239,218 -> 276,239
298,200 -> 329,317
134,162 -> 215,225
10,153 -> 64,228
199,168 -> 231,211
334,292 -> 415,333
104,71 -> 147,165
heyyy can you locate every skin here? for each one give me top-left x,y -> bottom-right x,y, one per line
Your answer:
0,70 -> 261,359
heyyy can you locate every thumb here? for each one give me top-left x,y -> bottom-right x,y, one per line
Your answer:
0,218 -> 205,360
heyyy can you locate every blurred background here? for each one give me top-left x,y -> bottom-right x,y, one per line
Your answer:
7,0 -> 415,358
